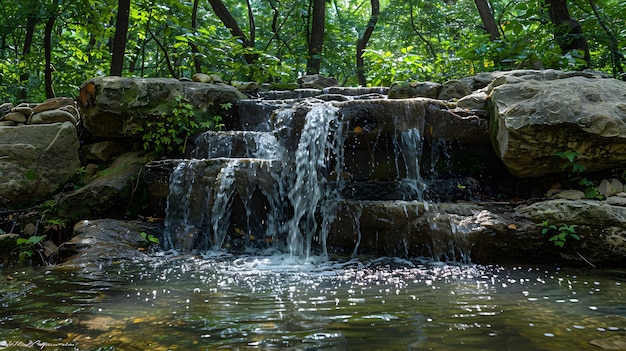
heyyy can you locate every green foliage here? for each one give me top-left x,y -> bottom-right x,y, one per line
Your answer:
137,95 -> 223,156
362,46 -> 431,86
537,220 -> 579,248
0,0 -> 622,101
13,235 -> 46,263
553,150 -> 603,199
140,231 -> 160,244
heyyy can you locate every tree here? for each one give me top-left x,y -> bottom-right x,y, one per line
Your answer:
473,0 -> 499,41
207,0 -> 257,64
356,0 -> 379,86
306,0 -> 325,74
545,0 -> 590,68
111,0 -> 130,76
44,0 -> 59,98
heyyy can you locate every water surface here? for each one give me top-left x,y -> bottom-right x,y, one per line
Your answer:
1,255 -> 625,350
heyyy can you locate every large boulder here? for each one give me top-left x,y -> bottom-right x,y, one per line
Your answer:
490,75 -> 626,177
79,76 -> 247,138
0,122 -> 80,207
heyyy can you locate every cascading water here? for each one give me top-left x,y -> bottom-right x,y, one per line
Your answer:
285,103 -> 346,258
162,96 -> 473,262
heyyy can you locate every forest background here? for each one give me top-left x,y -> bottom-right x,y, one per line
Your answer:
0,0 -> 624,104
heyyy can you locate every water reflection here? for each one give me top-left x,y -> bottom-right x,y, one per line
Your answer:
1,256 -> 625,350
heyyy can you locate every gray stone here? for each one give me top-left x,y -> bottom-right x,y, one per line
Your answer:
598,178 -> 624,197
3,111 -> 27,123
438,80 -> 472,100
297,74 -> 338,89
457,90 -> 488,110
32,97 -> 75,113
553,189 -> 585,200
490,75 -> 626,177
0,122 -> 80,207
10,106 -> 33,116
57,219 -> 154,269
29,109 -> 78,125
388,81 -> 441,99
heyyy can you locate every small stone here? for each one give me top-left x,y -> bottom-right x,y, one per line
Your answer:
589,335 -> 626,350
192,73 -> 213,83
23,223 -> 37,236
0,102 -> 14,117
210,74 -> 223,83
3,111 -> 27,123
0,120 -> 16,126
598,179 -> 623,197
29,109 -> 78,125
232,81 -> 260,92
554,189 -> 585,200
10,105 -> 33,116
546,188 -> 562,198
32,97 -> 75,113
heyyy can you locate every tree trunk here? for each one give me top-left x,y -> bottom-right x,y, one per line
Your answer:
43,1 -> 58,99
207,0 -> 256,64
110,0 -> 130,76
356,0 -> 380,86
473,0 -> 499,41
545,0 -> 590,68
190,0 -> 202,73
18,15 -> 38,101
307,0 -> 325,75
588,0 -> 623,78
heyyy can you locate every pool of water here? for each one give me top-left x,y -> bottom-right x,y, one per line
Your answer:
1,254 -> 625,351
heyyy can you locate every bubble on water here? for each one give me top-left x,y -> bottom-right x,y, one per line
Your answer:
608,327 -> 620,331
597,327 -> 606,332
589,306 -> 598,310
544,333 -> 555,337
573,325 -> 585,329
569,299 -> 578,302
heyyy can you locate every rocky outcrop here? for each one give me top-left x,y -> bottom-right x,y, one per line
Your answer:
489,75 -> 626,177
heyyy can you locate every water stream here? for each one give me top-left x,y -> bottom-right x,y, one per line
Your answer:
1,257 -> 624,350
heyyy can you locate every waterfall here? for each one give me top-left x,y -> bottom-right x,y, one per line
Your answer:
158,95 -> 478,262
284,103 -> 346,258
